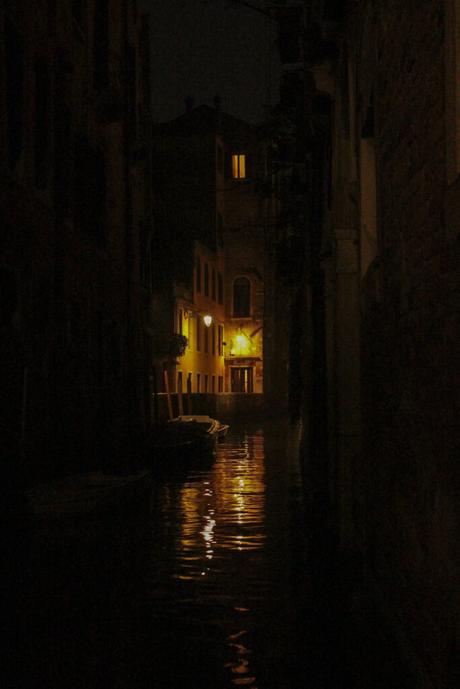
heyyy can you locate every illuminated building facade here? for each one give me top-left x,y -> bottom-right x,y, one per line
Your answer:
174,241 -> 226,394
152,102 -> 269,398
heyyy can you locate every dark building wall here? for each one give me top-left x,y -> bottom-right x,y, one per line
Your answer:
0,1 -> 151,481
322,1 -> 460,685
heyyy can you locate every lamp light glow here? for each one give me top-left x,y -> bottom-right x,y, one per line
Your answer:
231,331 -> 252,356
203,314 -> 213,328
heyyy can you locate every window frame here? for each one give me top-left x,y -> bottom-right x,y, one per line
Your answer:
231,153 -> 246,179
232,276 -> 251,318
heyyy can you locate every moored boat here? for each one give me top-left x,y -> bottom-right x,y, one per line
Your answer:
172,415 -> 229,442
150,415 -> 229,467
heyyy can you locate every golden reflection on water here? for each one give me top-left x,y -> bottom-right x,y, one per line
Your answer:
155,431 -> 269,687
178,433 -> 266,573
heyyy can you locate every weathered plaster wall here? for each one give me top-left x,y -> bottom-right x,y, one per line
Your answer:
349,1 -> 459,684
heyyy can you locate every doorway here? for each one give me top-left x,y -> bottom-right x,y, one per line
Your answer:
230,367 -> 254,393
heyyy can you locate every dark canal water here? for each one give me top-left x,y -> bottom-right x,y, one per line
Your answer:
144,422 -> 306,689
14,421 -> 416,689
21,421 -> 318,689
14,421 -> 415,689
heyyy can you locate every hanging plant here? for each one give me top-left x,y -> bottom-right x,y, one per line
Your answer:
168,333 -> 188,360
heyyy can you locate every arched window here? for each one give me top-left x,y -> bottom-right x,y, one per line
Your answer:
233,277 -> 251,317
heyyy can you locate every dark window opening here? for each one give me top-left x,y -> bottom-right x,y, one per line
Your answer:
196,316 -> 201,351
212,268 -> 216,300
218,325 -> 224,356
233,277 -> 251,317
204,262 -> 209,296
218,272 -> 224,304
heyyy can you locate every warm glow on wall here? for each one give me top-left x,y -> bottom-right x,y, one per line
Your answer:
230,331 -> 252,356
232,154 -> 246,179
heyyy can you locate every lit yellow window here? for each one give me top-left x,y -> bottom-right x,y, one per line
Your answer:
232,154 -> 246,179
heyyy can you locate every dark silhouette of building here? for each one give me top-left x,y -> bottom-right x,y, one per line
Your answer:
0,1 -> 153,481
269,1 -> 459,686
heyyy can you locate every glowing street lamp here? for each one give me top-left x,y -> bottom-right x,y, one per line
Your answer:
230,330 -> 252,356
203,314 -> 213,328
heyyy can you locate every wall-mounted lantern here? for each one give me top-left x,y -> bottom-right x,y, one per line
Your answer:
203,314 -> 213,328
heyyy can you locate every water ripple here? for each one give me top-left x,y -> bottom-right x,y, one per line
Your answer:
145,425 -> 302,689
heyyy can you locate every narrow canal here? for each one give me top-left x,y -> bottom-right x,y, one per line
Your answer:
23,421 -> 320,689
144,421 -> 306,689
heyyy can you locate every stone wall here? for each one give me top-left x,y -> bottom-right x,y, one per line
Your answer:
153,392 -> 265,424
351,1 -> 459,684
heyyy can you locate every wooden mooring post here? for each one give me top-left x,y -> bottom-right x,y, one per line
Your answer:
163,368 -> 174,420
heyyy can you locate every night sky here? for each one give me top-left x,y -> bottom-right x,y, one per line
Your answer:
141,0 -> 281,123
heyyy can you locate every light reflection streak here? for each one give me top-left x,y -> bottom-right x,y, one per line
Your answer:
172,431 -> 266,684
178,433 -> 266,569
